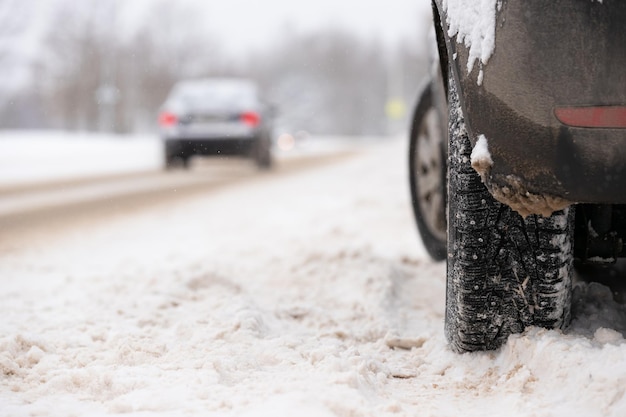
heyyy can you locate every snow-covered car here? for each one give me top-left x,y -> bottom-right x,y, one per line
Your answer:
409,0 -> 626,352
159,78 -> 273,169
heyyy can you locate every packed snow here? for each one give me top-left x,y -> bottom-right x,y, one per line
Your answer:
1,132 -> 626,416
470,133 -> 493,178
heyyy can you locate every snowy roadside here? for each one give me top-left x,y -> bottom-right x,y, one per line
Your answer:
0,131 -> 163,187
1,136 -> 625,416
0,130 -> 362,188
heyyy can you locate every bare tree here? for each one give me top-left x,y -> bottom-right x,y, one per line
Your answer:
115,0 -> 227,132
4,1 -> 429,136
0,0 -> 45,128
39,0 -> 111,130
247,27 -> 390,136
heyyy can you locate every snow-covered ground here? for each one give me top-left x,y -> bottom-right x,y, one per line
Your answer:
1,132 -> 626,416
0,130 -> 356,187
0,131 -> 163,187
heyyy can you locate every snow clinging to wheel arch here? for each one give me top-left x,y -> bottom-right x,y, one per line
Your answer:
470,134 -> 493,179
443,0 -> 499,82
469,134 -> 572,218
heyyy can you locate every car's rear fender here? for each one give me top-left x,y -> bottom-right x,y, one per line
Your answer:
433,0 -> 626,216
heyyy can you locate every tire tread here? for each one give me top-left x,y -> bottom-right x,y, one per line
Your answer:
445,81 -> 574,352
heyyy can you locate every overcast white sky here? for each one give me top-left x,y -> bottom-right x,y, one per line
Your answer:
208,0 -> 432,51
126,0 -> 433,55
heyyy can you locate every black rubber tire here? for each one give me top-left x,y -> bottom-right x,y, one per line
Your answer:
445,77 -> 574,352
254,136 -> 273,170
164,140 -> 189,170
164,154 -> 176,170
164,154 -> 189,170
409,82 -> 447,261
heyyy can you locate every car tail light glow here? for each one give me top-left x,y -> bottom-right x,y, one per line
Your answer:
554,106 -> 626,128
159,112 -> 178,127
240,111 -> 260,127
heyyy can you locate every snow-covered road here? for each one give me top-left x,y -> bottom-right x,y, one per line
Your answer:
1,133 -> 626,416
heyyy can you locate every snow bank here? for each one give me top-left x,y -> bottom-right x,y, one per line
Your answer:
0,131 -> 163,186
0,130 -> 359,187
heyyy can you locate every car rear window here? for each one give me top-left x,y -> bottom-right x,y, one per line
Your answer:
168,80 -> 258,112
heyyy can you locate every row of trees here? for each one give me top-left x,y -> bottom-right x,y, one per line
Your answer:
0,0 -> 430,136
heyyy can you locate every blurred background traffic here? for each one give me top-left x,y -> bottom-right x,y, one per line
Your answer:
0,0 -> 432,139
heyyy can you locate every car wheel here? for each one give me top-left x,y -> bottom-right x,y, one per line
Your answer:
445,75 -> 574,352
254,136 -> 273,170
164,153 -> 179,169
164,154 -> 189,170
409,81 -> 447,261
164,140 -> 188,170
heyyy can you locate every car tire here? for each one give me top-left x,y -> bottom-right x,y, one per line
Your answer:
254,136 -> 273,170
164,153 -> 179,169
164,154 -> 189,170
164,140 -> 190,170
445,75 -> 574,352
165,140 -> 178,169
409,81 -> 447,261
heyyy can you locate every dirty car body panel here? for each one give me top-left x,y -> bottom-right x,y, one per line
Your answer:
435,0 -> 626,212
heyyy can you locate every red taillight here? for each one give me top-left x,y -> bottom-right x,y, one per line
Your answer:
159,112 -> 178,127
240,111 -> 260,127
554,106 -> 626,129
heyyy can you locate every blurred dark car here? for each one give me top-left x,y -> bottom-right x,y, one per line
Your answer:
159,78 -> 273,169
409,0 -> 626,352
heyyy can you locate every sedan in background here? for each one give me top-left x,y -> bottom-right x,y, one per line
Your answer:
159,78 -> 274,169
